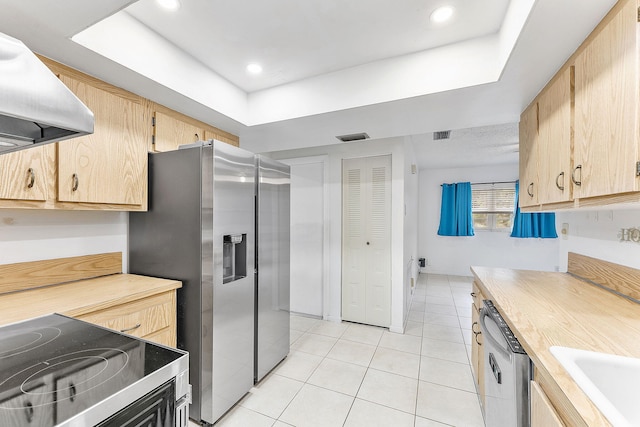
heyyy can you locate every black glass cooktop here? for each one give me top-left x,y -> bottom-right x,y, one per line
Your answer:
0,313 -> 184,427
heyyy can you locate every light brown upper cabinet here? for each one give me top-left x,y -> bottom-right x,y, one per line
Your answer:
520,0 -> 640,210
152,107 -> 239,152
0,145 -> 54,202
519,103 -> 539,208
574,0 -> 639,200
0,56 -> 238,211
520,67 -> 577,210
57,75 -> 149,208
152,111 -> 203,152
203,129 -> 239,147
538,67 -> 573,205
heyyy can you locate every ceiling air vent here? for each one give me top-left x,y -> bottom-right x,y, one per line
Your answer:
336,132 -> 370,142
433,130 -> 451,140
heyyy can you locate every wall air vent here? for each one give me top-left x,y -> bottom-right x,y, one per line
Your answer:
433,130 -> 451,140
336,132 -> 370,142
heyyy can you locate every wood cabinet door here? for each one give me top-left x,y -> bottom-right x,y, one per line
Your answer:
538,67 -> 573,204
471,302 -> 485,406
203,129 -> 239,147
0,145 -> 54,201
153,111 -> 203,152
519,103 -> 539,207
57,75 -> 148,206
574,0 -> 639,199
531,380 -> 565,427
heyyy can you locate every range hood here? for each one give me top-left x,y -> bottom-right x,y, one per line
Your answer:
0,31 -> 94,155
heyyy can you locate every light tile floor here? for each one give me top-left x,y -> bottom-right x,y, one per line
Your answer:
191,274 -> 485,427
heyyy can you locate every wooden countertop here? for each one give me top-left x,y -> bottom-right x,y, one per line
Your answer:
471,266 -> 640,427
0,273 -> 182,327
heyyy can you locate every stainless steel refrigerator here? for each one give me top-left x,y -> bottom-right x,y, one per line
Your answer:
255,155 -> 290,382
129,141 -> 256,425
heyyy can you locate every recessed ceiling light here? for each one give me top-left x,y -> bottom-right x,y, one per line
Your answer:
430,6 -> 455,24
156,0 -> 181,11
246,63 -> 263,75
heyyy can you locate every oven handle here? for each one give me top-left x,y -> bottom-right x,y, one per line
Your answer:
479,307 -> 510,360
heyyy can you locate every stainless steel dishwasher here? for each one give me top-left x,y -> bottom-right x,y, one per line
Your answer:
479,299 -> 531,427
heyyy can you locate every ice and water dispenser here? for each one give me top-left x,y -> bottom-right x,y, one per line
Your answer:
223,234 -> 247,283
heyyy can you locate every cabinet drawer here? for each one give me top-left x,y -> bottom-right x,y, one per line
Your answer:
144,327 -> 175,348
77,292 -> 174,339
471,281 -> 485,309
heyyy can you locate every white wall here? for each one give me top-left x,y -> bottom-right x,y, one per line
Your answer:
419,164 -> 559,276
270,137 -> 408,332
0,210 -> 128,270
281,157 -> 327,317
403,141 -> 420,324
556,208 -> 640,271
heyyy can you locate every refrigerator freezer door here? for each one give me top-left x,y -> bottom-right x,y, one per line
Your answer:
256,156 -> 291,382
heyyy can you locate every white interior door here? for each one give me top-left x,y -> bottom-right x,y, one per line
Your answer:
342,155 -> 391,327
289,161 -> 324,317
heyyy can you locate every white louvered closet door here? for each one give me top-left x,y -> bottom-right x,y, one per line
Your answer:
342,155 -> 391,327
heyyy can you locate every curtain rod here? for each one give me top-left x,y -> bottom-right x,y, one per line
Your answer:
471,180 -> 517,185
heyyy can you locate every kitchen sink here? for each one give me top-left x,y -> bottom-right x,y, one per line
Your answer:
550,346 -> 640,427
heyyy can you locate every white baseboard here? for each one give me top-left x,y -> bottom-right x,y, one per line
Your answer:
324,314 -> 342,323
389,325 -> 404,334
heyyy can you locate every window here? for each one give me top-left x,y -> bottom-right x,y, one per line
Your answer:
471,182 -> 516,231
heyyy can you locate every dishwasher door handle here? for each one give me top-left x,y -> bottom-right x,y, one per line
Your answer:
479,307 -> 510,360
489,352 -> 502,384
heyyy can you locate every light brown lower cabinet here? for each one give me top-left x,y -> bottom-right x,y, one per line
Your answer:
471,281 -> 486,406
531,380 -> 565,427
75,291 -> 177,348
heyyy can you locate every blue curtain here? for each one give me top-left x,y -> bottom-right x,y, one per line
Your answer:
511,181 -> 558,238
437,182 -> 474,236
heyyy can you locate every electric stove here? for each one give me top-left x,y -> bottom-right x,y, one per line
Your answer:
0,313 -> 190,427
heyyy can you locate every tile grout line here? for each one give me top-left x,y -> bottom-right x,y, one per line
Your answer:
277,274 -> 481,427
413,273 -> 426,426
280,321 -> 347,424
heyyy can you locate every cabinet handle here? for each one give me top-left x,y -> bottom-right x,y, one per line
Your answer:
24,402 -> 34,423
474,331 -> 482,346
571,165 -> 582,186
26,168 -> 35,189
472,321 -> 480,334
194,133 -> 200,141
470,292 -> 476,298
120,323 -> 141,333
527,182 -> 534,197
69,382 -> 76,402
72,173 -> 79,192
555,172 -> 565,191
